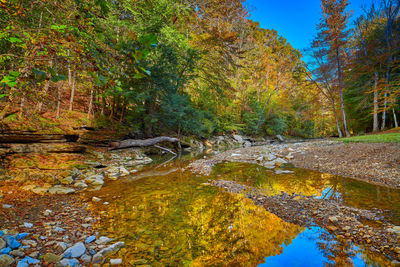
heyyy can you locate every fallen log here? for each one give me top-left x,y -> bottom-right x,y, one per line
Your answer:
109,136 -> 179,150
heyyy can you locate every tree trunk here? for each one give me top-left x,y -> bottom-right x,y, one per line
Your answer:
332,99 -> 343,138
394,108 -> 398,128
68,72 -> 76,111
87,88 -> 93,119
56,83 -> 61,119
373,72 -> 379,132
37,80 -> 50,113
337,49 -> 350,137
109,136 -> 179,150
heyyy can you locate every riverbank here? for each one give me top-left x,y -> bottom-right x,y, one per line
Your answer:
189,140 -> 400,189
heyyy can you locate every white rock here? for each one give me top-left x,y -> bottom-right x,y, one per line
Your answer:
95,236 -> 113,245
110,258 -> 123,265
92,197 -> 101,202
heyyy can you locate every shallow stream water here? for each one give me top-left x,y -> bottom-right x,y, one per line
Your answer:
85,155 -> 400,266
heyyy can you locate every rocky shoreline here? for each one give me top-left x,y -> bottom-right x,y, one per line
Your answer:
211,179 -> 400,264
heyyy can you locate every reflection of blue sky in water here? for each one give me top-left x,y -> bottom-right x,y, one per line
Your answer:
261,227 -> 368,267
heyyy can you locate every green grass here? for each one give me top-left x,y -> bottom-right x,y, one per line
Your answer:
338,133 -> 400,143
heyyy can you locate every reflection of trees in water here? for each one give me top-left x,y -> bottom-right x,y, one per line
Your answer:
86,161 -> 395,266
213,162 -> 400,224
87,167 -> 303,266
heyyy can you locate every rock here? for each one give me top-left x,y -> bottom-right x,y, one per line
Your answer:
44,209 -> 52,216
0,231 -> 3,238
275,170 -> 294,174
22,240 -> 37,248
62,242 -> 86,258
243,141 -> 251,148
58,258 -> 80,267
28,252 -> 39,258
16,256 -> 40,267
23,223 -> 33,228
265,153 -> 276,161
3,235 -> 21,249
80,254 -> 91,264
43,253 -> 61,263
10,248 -> 24,257
48,186 -> 75,195
73,182 -> 88,190
273,158 -> 288,166
0,239 -> 5,250
15,233 -> 29,240
95,236 -> 113,245
110,258 -> 123,265
85,236 -> 96,244
92,242 -> 125,264
86,175 -> 104,185
232,135 -> 244,144
328,216 -> 339,224
2,204 -> 12,209
59,176 -> 74,185
0,255 -> 14,266
92,197 -> 101,202
119,167 -> 130,176
54,227 -> 65,233
92,253 -> 104,264
263,162 -> 275,169
276,135 -> 285,142
326,225 -> 338,232
55,242 -> 67,253
0,247 -> 11,255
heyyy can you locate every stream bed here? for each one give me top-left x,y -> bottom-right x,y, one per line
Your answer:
84,157 -> 400,266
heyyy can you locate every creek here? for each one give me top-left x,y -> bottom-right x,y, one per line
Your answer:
84,154 -> 400,266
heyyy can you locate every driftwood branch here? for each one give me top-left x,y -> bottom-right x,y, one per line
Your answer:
109,136 -> 179,150
154,145 -> 177,156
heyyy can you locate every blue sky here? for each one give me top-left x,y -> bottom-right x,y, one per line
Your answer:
245,0 -> 373,51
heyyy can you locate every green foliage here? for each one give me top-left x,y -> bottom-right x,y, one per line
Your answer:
338,132 -> 400,143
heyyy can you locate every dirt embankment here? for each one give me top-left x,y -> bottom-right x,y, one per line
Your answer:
291,142 -> 400,189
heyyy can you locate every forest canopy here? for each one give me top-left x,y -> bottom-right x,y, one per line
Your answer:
0,0 -> 399,138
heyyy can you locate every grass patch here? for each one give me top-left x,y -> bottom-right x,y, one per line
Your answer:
338,133 -> 400,143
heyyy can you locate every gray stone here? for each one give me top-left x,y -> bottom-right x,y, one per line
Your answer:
95,236 -> 113,245
2,204 -> 12,209
58,258 -> 80,267
80,254 -> 91,264
74,182 -> 88,190
110,258 -> 122,265
10,248 -> 25,257
48,186 -> 75,195
23,223 -> 33,228
0,239 -> 5,250
0,255 -> 14,266
232,135 -> 244,144
62,242 -> 86,258
276,135 -> 285,142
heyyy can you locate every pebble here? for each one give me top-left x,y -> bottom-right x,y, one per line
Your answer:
110,258 -> 123,265
85,235 -> 96,244
23,223 -> 33,228
92,197 -> 101,202
54,226 -> 66,233
58,258 -> 80,267
2,204 -> 13,209
43,253 -> 62,263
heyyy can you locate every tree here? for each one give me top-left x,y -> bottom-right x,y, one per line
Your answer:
314,0 -> 351,137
